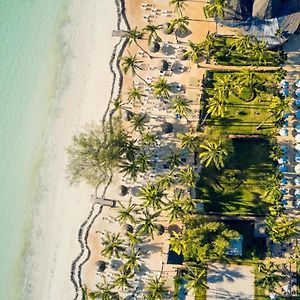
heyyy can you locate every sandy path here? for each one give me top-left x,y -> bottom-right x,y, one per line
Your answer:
22,1 -> 118,299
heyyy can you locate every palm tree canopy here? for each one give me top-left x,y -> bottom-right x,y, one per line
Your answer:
199,140 -> 229,170
145,276 -> 167,299
169,0 -> 188,16
143,22 -> 162,45
207,95 -> 228,118
140,183 -> 165,210
203,0 -> 228,19
171,96 -> 191,119
151,77 -> 170,98
101,233 -> 126,259
121,53 -> 142,75
185,267 -> 208,295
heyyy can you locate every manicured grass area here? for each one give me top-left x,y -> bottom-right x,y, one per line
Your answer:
196,138 -> 275,215
223,220 -> 266,260
203,70 -> 277,135
213,36 -> 285,66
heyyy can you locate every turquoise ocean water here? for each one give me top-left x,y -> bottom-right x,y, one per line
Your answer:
0,1 -> 68,298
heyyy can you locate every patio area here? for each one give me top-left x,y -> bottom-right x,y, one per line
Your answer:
206,263 -> 254,300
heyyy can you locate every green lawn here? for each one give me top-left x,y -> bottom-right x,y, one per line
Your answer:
202,71 -> 277,135
196,138 -> 275,215
213,36 -> 286,66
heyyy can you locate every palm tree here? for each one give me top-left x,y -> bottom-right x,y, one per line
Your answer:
199,140 -> 229,170
126,231 -> 143,248
143,22 -> 162,45
125,27 -> 152,58
185,267 -> 208,295
121,53 -> 147,84
113,268 -> 134,290
170,0 -> 188,16
228,34 -> 253,54
177,131 -> 199,152
168,16 -> 190,43
171,96 -> 192,120
120,159 -> 140,180
89,279 -> 120,300
151,77 -> 170,98
166,191 -> 185,222
183,40 -> 203,64
156,171 -> 175,189
214,74 -> 235,99
128,85 -> 144,103
145,276 -> 167,299
140,183 -> 165,210
169,231 -> 186,254
178,165 -> 198,187
117,198 -> 138,224
137,209 -> 160,238
136,150 -> 151,172
166,149 -> 183,169
256,96 -> 290,130
123,247 -> 143,272
203,0 -> 228,32
130,112 -> 147,132
255,262 -> 284,292
238,68 -> 260,88
141,131 -> 158,147
273,67 -> 287,82
206,95 -> 228,118
101,233 -> 126,259
201,32 -> 216,63
252,39 -> 267,65
181,194 -> 197,213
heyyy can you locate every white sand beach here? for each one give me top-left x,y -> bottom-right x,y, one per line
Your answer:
22,1 -> 118,299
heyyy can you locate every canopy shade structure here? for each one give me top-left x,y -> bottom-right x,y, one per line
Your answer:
294,176 -> 300,185
118,185 -> 128,196
280,88 -> 289,97
149,41 -> 160,53
279,128 -> 288,136
162,122 -> 173,134
280,177 -> 288,185
280,79 -> 289,88
295,164 -> 300,174
279,164 -> 287,172
278,156 -> 288,164
295,98 -> 300,107
157,59 -> 169,72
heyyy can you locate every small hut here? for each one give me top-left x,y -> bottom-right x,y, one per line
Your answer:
118,185 -> 128,196
96,260 -> 106,272
149,41 -> 160,53
157,60 -> 169,72
162,122 -> 173,134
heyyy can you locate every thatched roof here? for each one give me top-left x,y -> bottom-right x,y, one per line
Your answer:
157,60 -> 169,72
162,122 -> 173,134
123,223 -> 134,233
96,260 -> 106,272
149,41 -> 160,53
252,0 -> 281,20
122,109 -> 133,121
118,185 -> 128,196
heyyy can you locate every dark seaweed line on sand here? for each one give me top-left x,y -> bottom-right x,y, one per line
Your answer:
70,0 -> 130,299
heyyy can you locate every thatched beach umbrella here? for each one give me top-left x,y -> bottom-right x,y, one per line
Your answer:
168,224 -> 181,236
122,109 -> 133,121
149,41 -> 160,53
163,22 -> 172,34
118,185 -> 128,196
157,224 -> 165,236
157,60 -> 168,72
162,122 -> 173,134
123,223 -> 134,233
131,186 -> 141,197
96,260 -> 106,272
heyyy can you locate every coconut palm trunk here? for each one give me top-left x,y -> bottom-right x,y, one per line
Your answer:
256,113 -> 274,130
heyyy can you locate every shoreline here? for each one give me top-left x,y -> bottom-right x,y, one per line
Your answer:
21,1 -> 120,299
